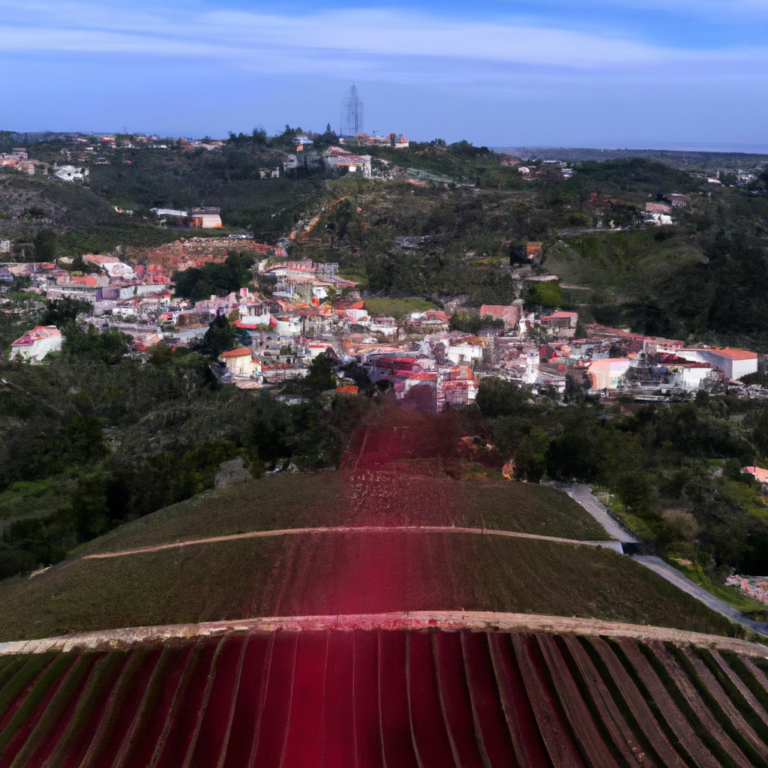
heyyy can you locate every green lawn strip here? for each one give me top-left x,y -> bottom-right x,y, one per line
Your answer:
73,648 -> 157,768
693,647 -> 768,746
0,654 -> 58,728
720,652 -> 768,713
666,643 -> 768,768
636,642 -> 743,768
666,561 -> 766,614
0,652 -> 80,753
71,473 -> 346,556
0,538 -> 282,640
753,658 -> 768,675
540,635 -> 627,765
41,650 -> 129,767
7,653 -> 98,768
111,645 -> 181,764
150,642 -> 206,765
602,638 -> 698,768
363,298 -> 438,320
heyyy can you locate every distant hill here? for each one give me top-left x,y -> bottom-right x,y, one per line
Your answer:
497,146 -> 768,171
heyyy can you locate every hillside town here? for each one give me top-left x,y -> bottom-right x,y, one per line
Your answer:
6,247 -> 765,416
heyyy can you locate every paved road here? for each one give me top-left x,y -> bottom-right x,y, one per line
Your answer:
82,525 -> 625,561
564,484 -> 768,637
633,556 -> 768,635
563,484 -> 640,544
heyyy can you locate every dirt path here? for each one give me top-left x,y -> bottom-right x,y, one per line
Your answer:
2,611 -> 767,658
81,526 -> 623,561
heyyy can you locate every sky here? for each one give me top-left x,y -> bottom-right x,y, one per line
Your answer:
2,0 -> 768,149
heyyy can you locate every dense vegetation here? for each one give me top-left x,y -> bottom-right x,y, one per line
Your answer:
172,251 -> 255,301
475,378 -> 768,577
0,334 -> 375,578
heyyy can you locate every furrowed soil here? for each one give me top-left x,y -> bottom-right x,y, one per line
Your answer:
72,470 -> 607,557
2,629 -> 768,768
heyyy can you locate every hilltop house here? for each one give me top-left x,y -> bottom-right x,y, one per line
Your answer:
10,326 -> 63,362
190,208 -> 222,229
324,147 -> 372,177
54,165 -> 89,182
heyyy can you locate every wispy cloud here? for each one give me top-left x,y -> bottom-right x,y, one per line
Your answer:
0,1 -> 766,84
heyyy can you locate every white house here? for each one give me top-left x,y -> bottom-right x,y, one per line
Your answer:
190,208 -> 222,229
219,347 -> 260,377
445,341 -> 484,366
151,208 -> 188,218
274,315 -> 302,337
10,326 -> 63,362
54,165 -> 89,182
681,348 -> 758,380
368,317 -> 398,336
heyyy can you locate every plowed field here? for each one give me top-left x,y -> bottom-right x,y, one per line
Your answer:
2,629 -> 768,768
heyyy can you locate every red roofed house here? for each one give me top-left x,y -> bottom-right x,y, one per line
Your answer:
219,347 -> 260,377
646,202 -> 672,215
540,311 -> 579,338
480,304 -> 522,329
526,242 -> 543,260
424,310 -> 451,323
745,466 -> 768,485
11,326 -> 63,362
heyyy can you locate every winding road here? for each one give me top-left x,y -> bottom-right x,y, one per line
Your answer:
564,483 -> 768,637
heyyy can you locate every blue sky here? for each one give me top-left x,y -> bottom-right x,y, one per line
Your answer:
2,0 -> 767,148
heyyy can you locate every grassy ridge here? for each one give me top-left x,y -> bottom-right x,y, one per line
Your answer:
73,473 -> 608,557
0,533 -> 735,640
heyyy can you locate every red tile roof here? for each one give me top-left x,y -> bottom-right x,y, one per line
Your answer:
710,348 -> 758,360
220,347 -> 253,358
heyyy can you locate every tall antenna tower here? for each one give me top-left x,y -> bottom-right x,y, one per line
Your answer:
340,85 -> 364,137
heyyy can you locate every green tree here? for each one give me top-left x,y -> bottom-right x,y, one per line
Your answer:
197,315 -> 248,359
304,353 -> 337,393
63,323 -> 131,365
526,281 -> 563,309
33,229 -> 56,261
40,298 -> 91,327
172,252 -> 255,301
476,377 -> 527,418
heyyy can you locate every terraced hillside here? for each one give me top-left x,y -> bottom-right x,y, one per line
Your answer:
72,470 -> 607,557
1,411 -> 766,766
1,627 -> 768,768
0,530 -> 736,640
